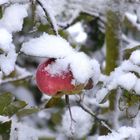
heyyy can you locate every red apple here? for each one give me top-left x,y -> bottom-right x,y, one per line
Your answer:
36,59 -> 75,96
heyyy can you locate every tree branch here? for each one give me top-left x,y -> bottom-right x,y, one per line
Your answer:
76,100 -> 113,132
36,0 -> 58,35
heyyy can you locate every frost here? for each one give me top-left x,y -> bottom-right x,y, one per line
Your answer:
130,50 -> 140,65
0,28 -> 12,51
21,33 -> 75,58
0,4 -> 28,32
62,106 -> 93,139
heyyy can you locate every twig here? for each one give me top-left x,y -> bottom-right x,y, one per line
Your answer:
36,0 -> 58,35
1,75 -> 32,85
65,95 -> 76,136
77,100 -> 113,132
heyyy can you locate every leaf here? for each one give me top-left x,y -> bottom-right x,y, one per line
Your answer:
3,100 -> 27,116
44,97 -> 63,108
0,121 -> 11,140
123,45 -> 140,59
17,107 -> 39,117
0,93 -> 14,115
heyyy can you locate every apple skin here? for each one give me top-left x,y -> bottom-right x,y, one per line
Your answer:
36,59 -> 75,96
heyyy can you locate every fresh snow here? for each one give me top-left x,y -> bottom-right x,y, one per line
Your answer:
134,79 -> 140,95
62,106 -> 93,139
0,115 -> 9,123
21,33 -> 100,84
45,59 -> 69,76
67,22 -> 87,43
0,4 -> 28,32
117,73 -> 137,91
0,0 -> 8,5
65,52 -> 95,84
98,126 -> 140,140
21,33 -> 75,58
10,121 -> 55,140
0,45 -> 17,75
0,28 -> 12,51
130,50 -> 140,65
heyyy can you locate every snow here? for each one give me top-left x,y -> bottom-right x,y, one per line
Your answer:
0,45 -> 17,75
14,87 -> 35,106
1,65 -> 32,84
21,33 -> 75,58
39,0 -> 58,35
98,126 -> 140,140
65,52 -> 95,84
62,106 -> 93,139
0,115 -> 9,123
21,33 -> 100,84
91,59 -> 101,85
0,4 -> 28,33
125,12 -> 140,30
130,50 -> 140,65
0,0 -> 8,5
125,12 -> 137,26
10,121 -> 56,140
134,79 -> 140,95
117,73 -> 137,91
0,28 -> 12,52
67,22 -> 87,43
96,88 -> 108,103
45,59 -> 68,76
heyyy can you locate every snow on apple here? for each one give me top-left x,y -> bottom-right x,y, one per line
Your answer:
21,33 -> 101,94
36,59 -> 75,96
65,52 -> 95,84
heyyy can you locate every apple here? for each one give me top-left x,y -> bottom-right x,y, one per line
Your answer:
36,59 -> 75,96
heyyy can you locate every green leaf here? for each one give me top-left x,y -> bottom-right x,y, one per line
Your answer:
44,97 -> 63,108
0,121 -> 11,140
17,107 -> 39,117
3,100 -> 27,116
0,93 -> 14,115
123,45 -> 140,59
